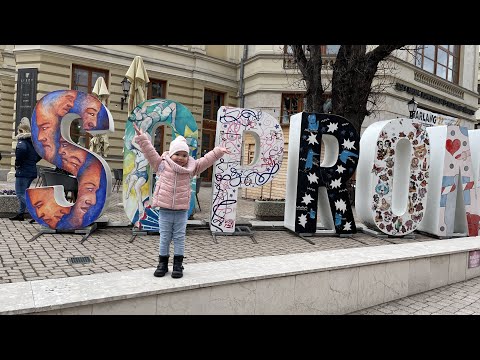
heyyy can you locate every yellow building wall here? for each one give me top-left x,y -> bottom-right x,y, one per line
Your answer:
241,126 -> 290,200
206,46 -> 227,61
0,45 -> 16,169
0,78 -> 14,166
7,48 -> 239,176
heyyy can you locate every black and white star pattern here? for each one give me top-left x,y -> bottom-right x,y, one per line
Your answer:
307,172 -> 319,184
307,132 -> 319,145
298,213 -> 307,227
302,193 -> 314,205
342,138 -> 356,150
327,122 -> 338,133
294,112 -> 360,235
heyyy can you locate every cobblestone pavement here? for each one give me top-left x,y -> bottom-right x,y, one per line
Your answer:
2,180 -> 479,315
351,276 -> 480,315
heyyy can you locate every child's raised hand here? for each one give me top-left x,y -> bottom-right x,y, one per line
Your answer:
133,122 -> 143,136
219,147 -> 231,154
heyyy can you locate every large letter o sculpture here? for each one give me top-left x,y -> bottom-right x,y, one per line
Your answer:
356,118 -> 430,236
122,99 -> 198,231
26,90 -> 114,230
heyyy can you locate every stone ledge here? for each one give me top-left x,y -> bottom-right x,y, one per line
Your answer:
2,236 -> 480,314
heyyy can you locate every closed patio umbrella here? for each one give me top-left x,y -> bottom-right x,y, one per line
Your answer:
90,76 -> 110,157
92,76 -> 110,105
124,56 -> 150,231
125,56 -> 150,114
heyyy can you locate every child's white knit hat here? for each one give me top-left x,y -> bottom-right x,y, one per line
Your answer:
169,135 -> 189,155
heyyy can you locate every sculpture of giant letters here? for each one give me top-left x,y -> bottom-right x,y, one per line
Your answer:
122,99 -> 198,230
210,107 -> 284,233
417,126 -> 480,237
285,112 -> 359,234
356,118 -> 430,236
26,90 -> 114,230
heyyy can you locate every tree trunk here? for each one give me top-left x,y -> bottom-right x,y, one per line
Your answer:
291,45 -> 325,113
331,45 -> 370,134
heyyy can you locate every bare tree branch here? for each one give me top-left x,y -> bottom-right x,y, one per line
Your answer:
285,45 -> 325,113
286,44 -> 407,133
367,45 -> 404,64
291,45 -> 309,75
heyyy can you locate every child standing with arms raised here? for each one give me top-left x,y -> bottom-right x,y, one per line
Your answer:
133,123 -> 229,278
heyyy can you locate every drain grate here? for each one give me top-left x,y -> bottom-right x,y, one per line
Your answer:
67,256 -> 93,265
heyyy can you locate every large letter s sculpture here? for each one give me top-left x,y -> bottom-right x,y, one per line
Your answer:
26,90 -> 114,230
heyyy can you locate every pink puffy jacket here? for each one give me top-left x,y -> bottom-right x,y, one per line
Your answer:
134,133 -> 226,210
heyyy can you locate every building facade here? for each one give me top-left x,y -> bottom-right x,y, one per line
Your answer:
0,45 -> 240,182
1,45 -> 478,201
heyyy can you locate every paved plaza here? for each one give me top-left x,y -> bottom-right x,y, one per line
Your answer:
1,180 -> 480,315
352,276 -> 480,315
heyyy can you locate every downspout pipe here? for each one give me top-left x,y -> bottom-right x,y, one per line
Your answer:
238,45 -> 248,167
239,45 -> 248,108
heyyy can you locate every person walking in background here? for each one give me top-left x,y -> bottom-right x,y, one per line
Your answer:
133,123 -> 230,278
10,117 -> 42,221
